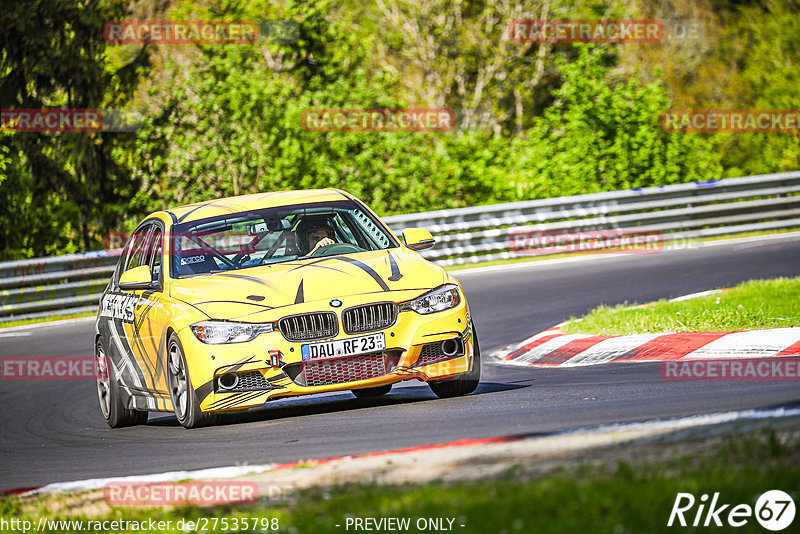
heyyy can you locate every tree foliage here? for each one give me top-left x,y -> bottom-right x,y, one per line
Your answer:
0,0 -> 796,260
508,47 -> 722,199
131,0 -> 512,216
0,0 -> 146,259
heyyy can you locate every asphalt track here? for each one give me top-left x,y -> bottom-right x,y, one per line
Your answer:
1,234 -> 800,490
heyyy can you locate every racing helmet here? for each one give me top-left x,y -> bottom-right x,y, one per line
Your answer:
295,216 -> 336,255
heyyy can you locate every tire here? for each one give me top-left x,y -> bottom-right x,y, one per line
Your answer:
428,323 -> 481,399
95,339 -> 148,428
352,384 -> 392,398
167,333 -> 216,429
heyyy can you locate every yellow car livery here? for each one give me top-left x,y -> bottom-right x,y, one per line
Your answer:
94,189 -> 480,428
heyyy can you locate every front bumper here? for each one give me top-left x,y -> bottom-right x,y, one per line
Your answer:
174,290 -> 475,413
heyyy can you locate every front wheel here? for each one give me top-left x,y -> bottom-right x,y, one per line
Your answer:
428,324 -> 481,399
95,339 -> 148,428
167,333 -> 216,429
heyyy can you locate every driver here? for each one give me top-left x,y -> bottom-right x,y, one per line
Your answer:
297,219 -> 337,256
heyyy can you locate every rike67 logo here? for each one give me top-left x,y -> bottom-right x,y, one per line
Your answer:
668,490 -> 796,531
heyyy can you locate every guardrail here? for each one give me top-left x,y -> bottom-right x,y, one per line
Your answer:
2,171 -> 799,323
383,171 -> 800,266
0,250 -> 120,323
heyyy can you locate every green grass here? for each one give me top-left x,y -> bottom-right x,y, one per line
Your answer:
0,311 -> 95,329
561,277 -> 800,335
2,429 -> 798,533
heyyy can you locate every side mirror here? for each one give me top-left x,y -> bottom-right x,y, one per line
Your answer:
119,265 -> 155,290
402,228 -> 435,251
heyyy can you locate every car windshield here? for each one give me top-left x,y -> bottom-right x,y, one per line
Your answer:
170,200 -> 398,277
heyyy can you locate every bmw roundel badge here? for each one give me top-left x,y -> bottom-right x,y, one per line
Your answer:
330,299 -> 343,308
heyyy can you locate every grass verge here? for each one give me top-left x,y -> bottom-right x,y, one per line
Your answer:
2,428 -> 798,533
561,277 -> 800,335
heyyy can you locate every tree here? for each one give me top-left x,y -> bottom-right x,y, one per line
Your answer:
131,0 -> 511,216
508,46 -> 723,199
0,0 -> 148,259
713,0 -> 800,177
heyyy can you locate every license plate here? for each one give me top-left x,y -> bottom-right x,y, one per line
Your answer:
301,333 -> 385,361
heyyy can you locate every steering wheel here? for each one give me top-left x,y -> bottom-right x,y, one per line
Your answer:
310,243 -> 364,256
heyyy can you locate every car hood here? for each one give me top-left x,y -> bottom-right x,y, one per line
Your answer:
168,249 -> 447,321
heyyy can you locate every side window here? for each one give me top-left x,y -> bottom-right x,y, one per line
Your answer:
121,225 -> 152,275
349,209 -> 392,249
333,213 -> 356,245
148,227 -> 163,283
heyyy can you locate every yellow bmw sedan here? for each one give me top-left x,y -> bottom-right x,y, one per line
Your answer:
94,189 -> 480,428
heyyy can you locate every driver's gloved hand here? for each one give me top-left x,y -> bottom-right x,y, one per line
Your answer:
309,237 -> 335,254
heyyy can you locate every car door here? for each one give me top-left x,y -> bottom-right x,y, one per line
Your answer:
135,223 -> 173,402
103,223 -> 160,408
123,222 -> 173,401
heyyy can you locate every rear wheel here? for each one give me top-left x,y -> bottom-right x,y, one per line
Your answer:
167,333 -> 216,429
95,339 -> 148,428
428,324 -> 481,399
352,384 -> 392,398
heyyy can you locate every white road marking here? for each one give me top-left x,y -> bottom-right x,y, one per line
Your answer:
0,331 -> 32,337
562,334 -> 663,366
20,406 -> 800,497
493,327 -> 563,358
568,406 -> 800,436
509,334 -> 591,365
683,328 -> 800,359
669,289 -> 725,302
0,316 -> 95,332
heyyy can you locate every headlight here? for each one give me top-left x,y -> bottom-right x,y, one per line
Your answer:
190,321 -> 273,344
400,284 -> 460,314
